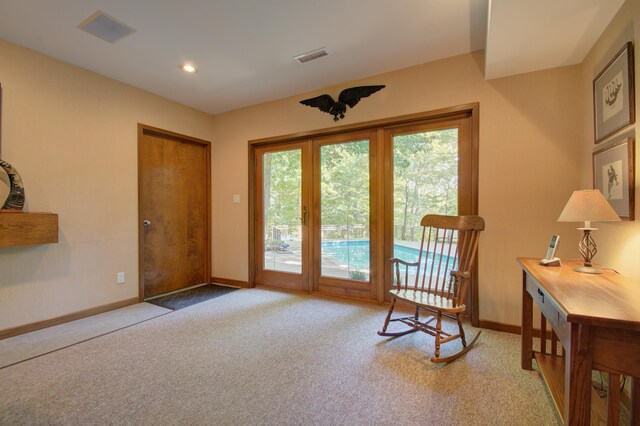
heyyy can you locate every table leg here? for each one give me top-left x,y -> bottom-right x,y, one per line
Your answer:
631,377 -> 640,425
564,323 -> 592,425
607,373 -> 620,426
522,270 -> 533,370
541,315 -> 547,354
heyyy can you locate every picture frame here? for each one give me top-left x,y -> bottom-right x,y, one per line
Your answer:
593,42 -> 635,143
0,82 -> 2,157
593,137 -> 635,220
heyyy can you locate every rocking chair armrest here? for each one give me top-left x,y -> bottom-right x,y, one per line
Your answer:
389,258 -> 419,290
388,257 -> 419,267
449,270 -> 471,279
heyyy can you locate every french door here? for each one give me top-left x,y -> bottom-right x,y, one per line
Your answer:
254,142 -> 311,291
250,105 -> 478,317
383,116 -> 474,314
313,130 -> 377,300
253,130 -> 377,299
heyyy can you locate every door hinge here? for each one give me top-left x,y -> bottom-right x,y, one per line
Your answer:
255,265 -> 259,276
254,155 -> 257,166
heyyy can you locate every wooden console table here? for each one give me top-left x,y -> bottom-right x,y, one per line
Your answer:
518,257 -> 640,425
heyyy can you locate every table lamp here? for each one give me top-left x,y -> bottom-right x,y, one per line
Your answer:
557,189 -> 620,274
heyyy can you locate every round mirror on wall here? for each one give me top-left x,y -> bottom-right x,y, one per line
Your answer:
0,165 -> 9,207
0,159 -> 25,210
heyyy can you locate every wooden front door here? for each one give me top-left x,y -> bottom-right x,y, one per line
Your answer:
138,124 -> 211,299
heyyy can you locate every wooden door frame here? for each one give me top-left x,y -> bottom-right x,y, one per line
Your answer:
248,103 -> 479,323
137,123 -> 212,302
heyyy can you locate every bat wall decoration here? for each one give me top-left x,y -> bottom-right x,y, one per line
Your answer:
300,85 -> 385,121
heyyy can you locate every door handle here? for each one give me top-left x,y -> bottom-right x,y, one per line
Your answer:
301,206 -> 307,225
143,219 -> 151,228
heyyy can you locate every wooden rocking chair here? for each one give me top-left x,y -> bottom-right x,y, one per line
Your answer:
378,214 -> 485,363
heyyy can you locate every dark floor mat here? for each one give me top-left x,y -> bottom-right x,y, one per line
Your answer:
146,284 -> 238,310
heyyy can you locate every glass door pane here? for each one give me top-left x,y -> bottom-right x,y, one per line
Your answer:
320,140 -> 370,281
392,128 -> 458,283
263,149 -> 302,273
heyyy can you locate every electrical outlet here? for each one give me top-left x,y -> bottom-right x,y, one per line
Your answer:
117,272 -> 125,284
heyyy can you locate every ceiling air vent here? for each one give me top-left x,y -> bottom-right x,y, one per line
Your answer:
294,48 -> 328,64
78,10 -> 136,44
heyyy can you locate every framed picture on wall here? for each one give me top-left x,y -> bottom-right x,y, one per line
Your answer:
593,42 -> 635,143
0,82 -> 2,156
593,137 -> 635,220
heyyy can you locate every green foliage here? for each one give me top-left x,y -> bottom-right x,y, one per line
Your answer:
320,140 -> 369,237
393,129 -> 458,241
349,269 -> 368,281
263,150 -> 301,239
262,130 -> 458,244
265,238 -> 285,251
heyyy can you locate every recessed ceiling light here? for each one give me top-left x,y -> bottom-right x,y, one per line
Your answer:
179,64 -> 197,74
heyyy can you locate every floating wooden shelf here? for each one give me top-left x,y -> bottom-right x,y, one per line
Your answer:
0,212 -> 58,247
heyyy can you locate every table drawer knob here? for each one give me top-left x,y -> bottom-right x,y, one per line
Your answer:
537,288 -> 545,303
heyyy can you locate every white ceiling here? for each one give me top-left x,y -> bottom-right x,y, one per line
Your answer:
485,0 -> 626,79
0,0 -> 626,115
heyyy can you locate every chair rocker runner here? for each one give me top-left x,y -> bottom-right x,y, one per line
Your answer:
378,214 -> 485,363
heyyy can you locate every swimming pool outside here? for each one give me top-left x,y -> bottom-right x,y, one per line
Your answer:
321,240 -> 420,271
265,239 -> 456,281
320,240 -> 454,272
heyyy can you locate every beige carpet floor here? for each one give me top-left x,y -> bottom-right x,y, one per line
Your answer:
0,289 -> 559,425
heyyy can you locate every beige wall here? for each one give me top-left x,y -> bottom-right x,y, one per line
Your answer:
9,7 -> 633,330
0,40 -> 215,330
578,0 -> 640,279
211,51 -> 582,326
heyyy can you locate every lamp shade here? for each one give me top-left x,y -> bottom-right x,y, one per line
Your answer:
557,189 -> 621,223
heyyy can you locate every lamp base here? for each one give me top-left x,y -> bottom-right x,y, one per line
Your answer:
573,265 -> 603,274
575,228 -> 602,274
